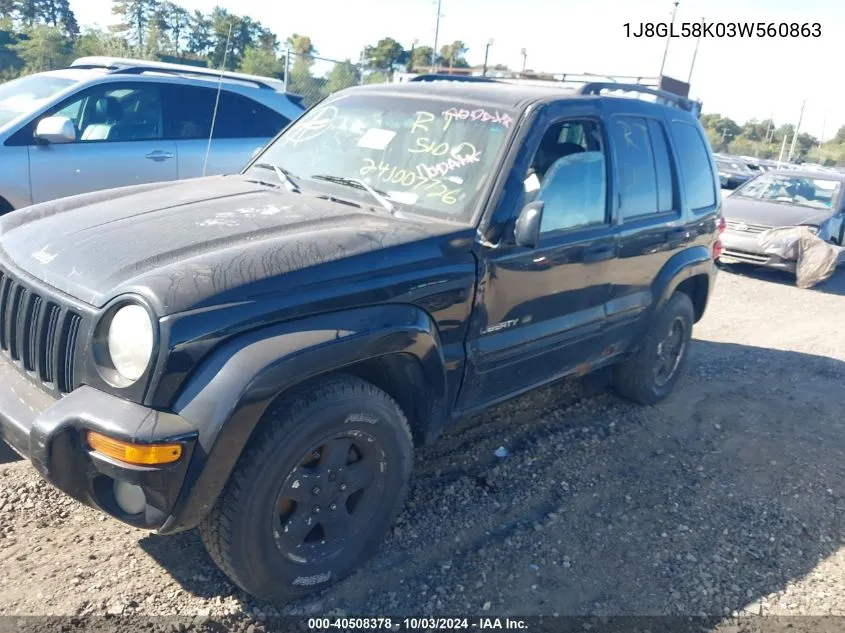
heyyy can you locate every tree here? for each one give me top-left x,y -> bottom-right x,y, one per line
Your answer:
284,33 -> 317,99
17,0 -> 40,25
0,0 -> 14,19
142,14 -> 166,58
407,44 -> 432,71
186,9 -> 211,57
774,124 -> 794,144
111,0 -> 158,50
363,37 -> 405,77
73,27 -> 133,57
12,25 -> 73,72
699,113 -> 720,129
326,59 -> 360,92
157,1 -> 190,56
439,40 -> 468,70
208,7 -> 237,69
833,125 -> 845,145
795,132 -> 819,158
239,45 -> 279,77
35,0 -> 79,38
286,33 -> 315,56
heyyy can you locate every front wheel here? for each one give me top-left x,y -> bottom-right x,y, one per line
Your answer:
199,375 -> 414,603
612,292 -> 694,405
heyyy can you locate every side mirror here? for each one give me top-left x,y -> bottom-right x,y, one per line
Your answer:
34,116 -> 76,144
513,201 -> 544,248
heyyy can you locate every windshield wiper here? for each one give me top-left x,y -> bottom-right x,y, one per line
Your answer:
253,162 -> 300,193
310,174 -> 395,214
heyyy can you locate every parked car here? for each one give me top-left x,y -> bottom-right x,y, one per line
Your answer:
719,170 -> 845,269
0,56 -> 305,213
715,157 -> 754,189
0,77 -> 721,602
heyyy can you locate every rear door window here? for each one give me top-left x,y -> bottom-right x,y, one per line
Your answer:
610,116 -> 658,219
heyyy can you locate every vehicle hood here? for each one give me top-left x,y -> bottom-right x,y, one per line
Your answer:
0,176 -> 455,315
722,196 -> 835,228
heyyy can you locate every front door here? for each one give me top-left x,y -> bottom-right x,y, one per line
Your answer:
28,82 -> 177,204
457,104 -> 618,412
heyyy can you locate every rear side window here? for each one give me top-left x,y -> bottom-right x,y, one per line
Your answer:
669,120 -> 717,211
164,85 -> 289,140
214,91 -> 289,139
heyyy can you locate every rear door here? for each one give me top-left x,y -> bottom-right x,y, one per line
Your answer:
603,105 -> 686,329
28,82 -> 177,204
162,85 -> 291,179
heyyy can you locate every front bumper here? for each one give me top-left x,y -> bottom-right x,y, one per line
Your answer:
719,229 -> 797,272
0,354 -> 198,531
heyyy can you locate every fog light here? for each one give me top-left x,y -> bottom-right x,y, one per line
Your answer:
113,480 -> 146,515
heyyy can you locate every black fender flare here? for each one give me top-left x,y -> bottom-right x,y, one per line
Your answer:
159,303 -> 446,533
651,244 -> 715,315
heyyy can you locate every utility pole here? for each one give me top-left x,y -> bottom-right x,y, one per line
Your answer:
520,47 -> 527,74
764,114 -> 774,144
687,15 -> 703,83
787,100 -> 805,162
431,0 -> 442,72
777,132 -> 788,165
482,38 -> 494,76
659,1 -> 680,78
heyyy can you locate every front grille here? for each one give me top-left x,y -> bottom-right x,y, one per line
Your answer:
722,248 -> 769,264
0,267 -> 82,394
725,220 -> 770,234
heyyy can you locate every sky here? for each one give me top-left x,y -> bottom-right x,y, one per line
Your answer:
69,0 -> 845,142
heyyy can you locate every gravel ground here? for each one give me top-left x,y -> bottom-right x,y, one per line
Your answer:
1,264 -> 845,630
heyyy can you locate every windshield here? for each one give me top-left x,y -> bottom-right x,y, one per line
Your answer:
0,74 -> 77,128
733,172 -> 841,209
247,93 -> 516,222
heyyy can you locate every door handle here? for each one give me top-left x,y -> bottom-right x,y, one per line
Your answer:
582,244 -> 616,263
145,151 -> 174,161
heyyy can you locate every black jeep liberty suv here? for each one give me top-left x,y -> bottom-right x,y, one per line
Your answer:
0,76 -> 722,602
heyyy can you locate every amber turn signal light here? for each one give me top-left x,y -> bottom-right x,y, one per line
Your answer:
86,431 -> 182,466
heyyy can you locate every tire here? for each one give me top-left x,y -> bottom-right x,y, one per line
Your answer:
612,292 -> 694,405
199,374 -> 414,603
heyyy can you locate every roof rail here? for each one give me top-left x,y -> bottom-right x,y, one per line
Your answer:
408,74 -> 501,83
70,56 -> 288,92
578,82 -> 702,115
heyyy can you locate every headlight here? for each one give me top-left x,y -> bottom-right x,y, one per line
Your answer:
107,304 -> 154,382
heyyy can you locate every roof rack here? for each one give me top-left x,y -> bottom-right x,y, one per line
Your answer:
408,73 -> 501,83
578,82 -> 702,114
70,56 -> 289,92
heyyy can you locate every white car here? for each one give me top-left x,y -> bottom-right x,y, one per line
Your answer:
0,57 -> 305,213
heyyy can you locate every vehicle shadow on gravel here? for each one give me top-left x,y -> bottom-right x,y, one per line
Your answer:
0,441 -> 22,465
719,262 -> 845,295
139,339 -> 845,619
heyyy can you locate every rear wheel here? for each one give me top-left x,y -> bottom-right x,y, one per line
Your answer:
612,292 -> 694,405
199,375 -> 414,603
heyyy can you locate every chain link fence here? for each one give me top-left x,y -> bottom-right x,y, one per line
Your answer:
282,51 -> 365,108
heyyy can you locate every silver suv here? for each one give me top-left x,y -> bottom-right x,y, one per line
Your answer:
0,57 -> 305,213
